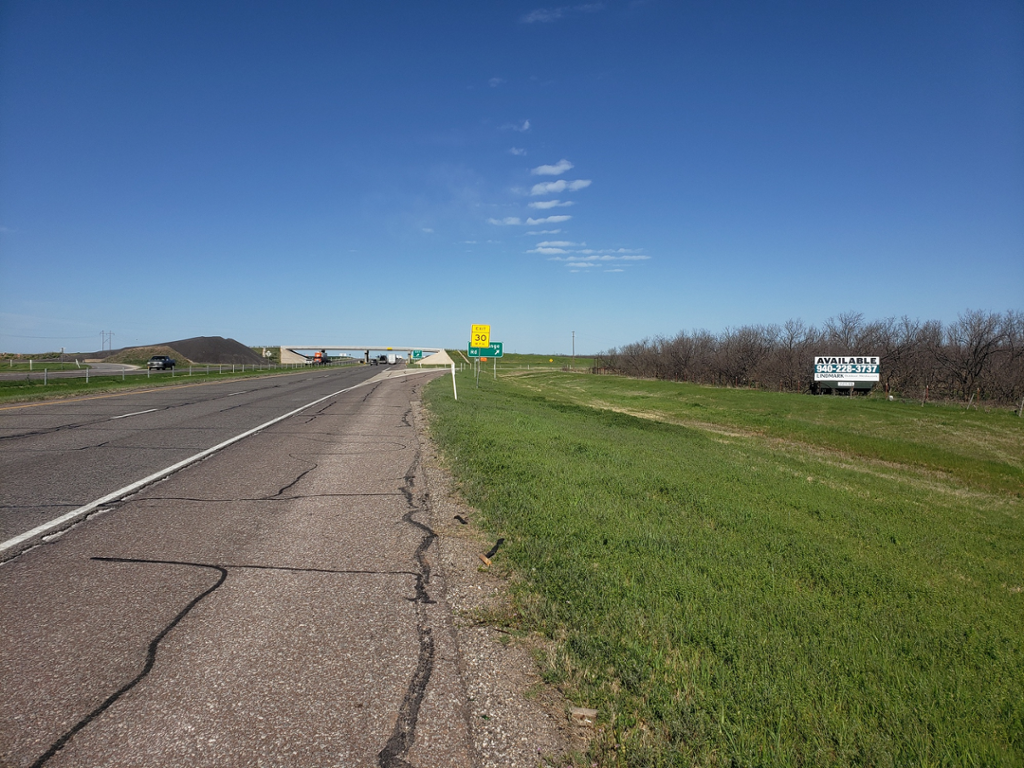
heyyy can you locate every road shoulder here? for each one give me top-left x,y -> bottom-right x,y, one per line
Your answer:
412,397 -> 587,767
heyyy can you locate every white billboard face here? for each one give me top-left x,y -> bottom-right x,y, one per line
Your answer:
814,356 -> 880,382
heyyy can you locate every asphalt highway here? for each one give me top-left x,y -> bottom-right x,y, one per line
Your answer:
0,366 -> 377,544
0,362 -> 339,382
0,365 -> 473,767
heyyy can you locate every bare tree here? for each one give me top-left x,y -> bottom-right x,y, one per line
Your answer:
823,311 -> 866,352
936,310 -> 1005,400
876,316 -> 927,395
663,332 -> 696,381
598,308 -> 1021,405
769,319 -> 817,391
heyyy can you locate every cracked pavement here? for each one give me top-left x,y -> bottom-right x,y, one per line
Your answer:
0,368 -> 483,767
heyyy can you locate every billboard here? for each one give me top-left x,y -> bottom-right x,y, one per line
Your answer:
814,356 -> 880,383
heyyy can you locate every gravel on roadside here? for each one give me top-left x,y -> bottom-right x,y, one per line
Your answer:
412,398 -> 594,767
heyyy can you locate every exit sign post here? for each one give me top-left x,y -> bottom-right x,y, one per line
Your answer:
470,325 -> 491,348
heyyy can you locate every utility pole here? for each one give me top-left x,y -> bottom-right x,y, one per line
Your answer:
572,331 -> 575,370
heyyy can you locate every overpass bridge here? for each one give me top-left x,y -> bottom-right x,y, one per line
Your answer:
279,345 -> 446,365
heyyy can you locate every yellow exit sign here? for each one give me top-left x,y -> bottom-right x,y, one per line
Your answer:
470,324 -> 490,348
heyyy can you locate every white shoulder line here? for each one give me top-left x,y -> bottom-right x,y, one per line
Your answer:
0,378 -> 377,555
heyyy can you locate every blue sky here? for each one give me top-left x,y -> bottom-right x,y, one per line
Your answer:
1,1 -> 1021,355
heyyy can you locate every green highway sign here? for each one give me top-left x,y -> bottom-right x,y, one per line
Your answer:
467,342 -> 503,358
411,350 -> 424,360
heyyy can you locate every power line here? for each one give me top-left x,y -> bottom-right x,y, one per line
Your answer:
0,334 -> 98,340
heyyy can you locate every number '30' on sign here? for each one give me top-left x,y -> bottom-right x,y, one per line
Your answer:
470,324 -> 490,348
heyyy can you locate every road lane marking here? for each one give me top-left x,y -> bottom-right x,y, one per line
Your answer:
0,368 -> 353,410
110,409 -> 159,420
226,391 -> 248,396
0,377 -> 380,555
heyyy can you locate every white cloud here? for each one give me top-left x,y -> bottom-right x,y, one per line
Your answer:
526,215 -> 572,225
509,147 -> 527,156
529,179 -> 591,195
526,229 -> 562,235
547,253 -> 651,263
565,261 -> 599,268
530,180 -> 565,196
528,247 -> 570,254
528,199 -> 573,209
422,228 -> 434,233
529,181 -> 559,196
487,217 -> 522,225
507,119 -> 530,132
489,77 -> 506,87
537,240 -> 579,247
521,4 -> 604,23
605,268 -> 625,273
577,248 -> 647,256
531,159 -> 573,176
522,8 -> 563,22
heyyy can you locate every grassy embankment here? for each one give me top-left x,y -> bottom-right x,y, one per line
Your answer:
423,365 -> 1023,766
449,349 -> 595,370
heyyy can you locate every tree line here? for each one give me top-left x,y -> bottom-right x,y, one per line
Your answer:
596,310 -> 1024,405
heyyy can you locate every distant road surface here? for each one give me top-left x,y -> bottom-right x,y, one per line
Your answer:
0,361 -> 298,381
0,365 -> 477,767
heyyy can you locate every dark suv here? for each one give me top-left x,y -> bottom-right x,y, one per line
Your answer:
147,355 -> 176,370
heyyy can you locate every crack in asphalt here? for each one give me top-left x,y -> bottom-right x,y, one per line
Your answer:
29,558 -> 227,768
28,557 -> 431,768
0,421 -> 98,442
270,459 -> 319,498
379,431 -> 440,768
17,374 -> 452,767
360,382 -> 385,403
121,492 -> 404,502
79,439 -> 113,449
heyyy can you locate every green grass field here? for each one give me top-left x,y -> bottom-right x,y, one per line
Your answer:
449,350 -> 596,369
423,369 -> 1024,766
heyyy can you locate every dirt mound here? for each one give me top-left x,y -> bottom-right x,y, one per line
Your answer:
165,336 -> 267,365
79,337 -> 267,366
104,345 -> 193,365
